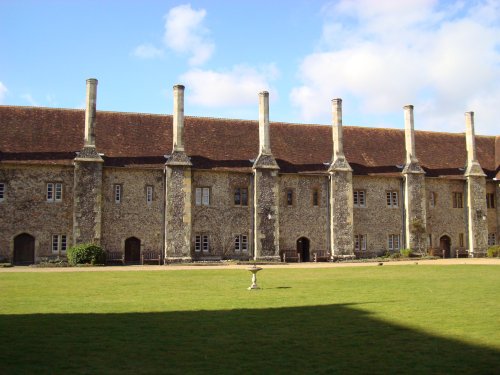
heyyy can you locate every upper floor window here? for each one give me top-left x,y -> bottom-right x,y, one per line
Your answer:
312,188 -> 319,207
354,190 -> 366,207
114,184 -> 122,203
286,189 -> 294,206
52,234 -> 67,254
146,185 -> 153,204
388,234 -> 400,251
429,192 -> 436,207
486,193 -> 495,209
355,234 -> 367,251
386,191 -> 398,208
0,182 -> 4,202
452,192 -> 463,208
195,187 -> 210,206
234,188 -> 248,206
234,234 -> 248,252
195,234 -> 210,253
47,183 -> 62,202
488,233 -> 496,246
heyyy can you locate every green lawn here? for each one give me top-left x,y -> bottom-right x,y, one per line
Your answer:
0,265 -> 499,374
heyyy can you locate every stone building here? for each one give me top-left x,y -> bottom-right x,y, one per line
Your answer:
0,79 -> 498,264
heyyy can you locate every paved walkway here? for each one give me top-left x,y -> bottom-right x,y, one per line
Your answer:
1,258 -> 499,273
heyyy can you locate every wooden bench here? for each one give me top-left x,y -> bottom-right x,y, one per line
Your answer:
106,251 -> 124,265
141,250 -> 161,265
282,250 -> 301,263
313,251 -> 331,262
456,248 -> 469,258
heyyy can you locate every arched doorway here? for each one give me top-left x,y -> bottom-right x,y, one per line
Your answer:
296,237 -> 310,262
124,237 -> 141,264
13,233 -> 35,265
439,235 -> 451,258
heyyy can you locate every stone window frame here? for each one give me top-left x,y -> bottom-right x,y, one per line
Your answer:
114,184 -> 122,204
459,233 -> 465,247
386,191 -> 399,208
47,182 -> 63,202
429,191 -> 437,208
0,182 -> 4,202
51,234 -> 67,254
452,192 -> 463,208
195,234 -> 210,253
488,233 -> 496,246
285,188 -> 295,207
146,185 -> 154,204
388,234 -> 400,251
353,190 -> 366,208
354,234 -> 367,251
312,187 -> 320,207
234,187 -> 249,207
195,187 -> 211,206
486,193 -> 495,209
234,234 -> 249,252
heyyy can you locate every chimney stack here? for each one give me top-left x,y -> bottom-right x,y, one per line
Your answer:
404,104 -> 417,165
173,84 -> 185,152
258,91 -> 271,154
332,98 -> 345,160
84,78 -> 98,147
465,111 -> 477,164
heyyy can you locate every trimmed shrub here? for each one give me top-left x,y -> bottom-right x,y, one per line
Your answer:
487,245 -> 500,258
67,244 -> 106,265
400,248 -> 413,258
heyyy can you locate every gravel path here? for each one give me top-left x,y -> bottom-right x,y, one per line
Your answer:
1,258 -> 499,273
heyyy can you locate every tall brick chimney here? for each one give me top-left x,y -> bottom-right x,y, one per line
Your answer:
329,98 -> 351,171
172,84 -> 185,152
84,78 -> 98,148
258,91 -> 271,155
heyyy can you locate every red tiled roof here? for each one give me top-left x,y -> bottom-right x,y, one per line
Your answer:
0,105 -> 498,178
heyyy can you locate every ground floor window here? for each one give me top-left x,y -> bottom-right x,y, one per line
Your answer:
52,234 -> 67,254
234,234 -> 248,252
195,234 -> 210,253
388,234 -> 400,251
354,234 -> 367,251
488,233 -> 496,246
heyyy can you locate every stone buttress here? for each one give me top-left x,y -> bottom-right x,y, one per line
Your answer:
464,112 -> 488,257
73,78 -> 104,245
401,105 -> 427,254
329,99 -> 354,256
252,91 -> 280,261
165,85 -> 193,262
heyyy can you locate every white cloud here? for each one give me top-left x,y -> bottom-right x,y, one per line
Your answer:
164,4 -> 214,66
21,93 -> 39,106
132,43 -> 164,59
0,81 -> 7,103
291,0 -> 500,134
180,64 -> 279,107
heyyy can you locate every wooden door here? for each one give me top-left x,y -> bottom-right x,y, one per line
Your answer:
13,233 -> 35,265
297,237 -> 310,262
125,237 -> 141,263
439,236 -> 451,258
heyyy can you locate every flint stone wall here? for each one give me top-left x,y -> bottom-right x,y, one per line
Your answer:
352,176 -> 402,256
0,165 -> 74,260
101,167 -> 164,254
191,171 -> 252,260
279,174 -> 329,254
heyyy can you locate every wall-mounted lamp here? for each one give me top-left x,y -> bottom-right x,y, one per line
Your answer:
476,209 -> 487,221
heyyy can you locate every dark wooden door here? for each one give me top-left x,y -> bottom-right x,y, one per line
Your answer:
125,237 -> 141,263
440,236 -> 451,258
297,237 -> 310,262
13,233 -> 35,265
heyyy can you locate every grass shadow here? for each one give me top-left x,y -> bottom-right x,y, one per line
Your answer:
0,303 -> 498,374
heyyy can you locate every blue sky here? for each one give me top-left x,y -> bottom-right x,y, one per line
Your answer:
1,0 -> 499,135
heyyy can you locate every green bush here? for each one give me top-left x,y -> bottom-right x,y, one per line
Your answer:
400,248 -> 413,258
67,244 -> 106,265
487,245 -> 500,258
